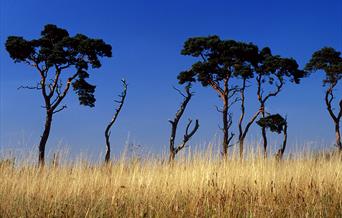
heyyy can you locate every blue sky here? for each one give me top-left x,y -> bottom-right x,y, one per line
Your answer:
0,0 -> 341,159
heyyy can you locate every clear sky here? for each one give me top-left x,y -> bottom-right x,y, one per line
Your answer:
0,0 -> 341,159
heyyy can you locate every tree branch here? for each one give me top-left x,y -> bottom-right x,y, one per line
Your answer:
262,80 -> 284,103
17,83 -> 42,90
51,73 -> 78,111
47,65 -> 62,98
325,83 -> 338,122
52,105 -> 67,114
175,119 -> 200,154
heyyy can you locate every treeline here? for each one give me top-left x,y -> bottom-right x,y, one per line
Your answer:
5,24 -> 342,166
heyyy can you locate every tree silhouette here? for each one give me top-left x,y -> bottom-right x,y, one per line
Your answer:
104,79 -> 127,163
256,114 -> 288,160
178,36 -> 258,157
254,47 -> 304,157
305,47 -> 342,151
168,83 -> 199,162
5,24 -> 112,166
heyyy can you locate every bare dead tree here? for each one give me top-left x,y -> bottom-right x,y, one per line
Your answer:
169,83 -> 199,162
104,79 -> 127,163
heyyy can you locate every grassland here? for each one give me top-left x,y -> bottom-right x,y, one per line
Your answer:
0,150 -> 341,217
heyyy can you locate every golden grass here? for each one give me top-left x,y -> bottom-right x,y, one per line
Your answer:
0,150 -> 341,217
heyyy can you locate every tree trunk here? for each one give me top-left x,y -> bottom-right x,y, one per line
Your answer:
238,79 -> 246,159
169,150 -> 176,163
105,134 -> 111,163
38,112 -> 53,166
276,122 -> 287,160
222,97 -> 229,157
260,105 -> 267,158
335,123 -> 342,151
239,140 -> 244,159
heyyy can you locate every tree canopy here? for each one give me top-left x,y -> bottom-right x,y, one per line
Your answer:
177,35 -> 258,87
6,24 -> 112,107
257,114 -> 287,134
305,47 -> 342,85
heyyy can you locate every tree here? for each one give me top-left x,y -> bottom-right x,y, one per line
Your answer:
104,79 -> 128,163
256,114 -> 288,160
305,47 -> 342,151
5,24 -> 112,166
178,36 -> 258,157
254,47 -> 304,157
168,83 -> 199,162
236,59 -> 261,159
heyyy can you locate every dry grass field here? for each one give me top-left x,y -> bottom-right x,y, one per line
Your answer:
0,149 -> 341,217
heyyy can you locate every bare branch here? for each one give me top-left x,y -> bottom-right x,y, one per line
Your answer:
262,80 -> 284,103
227,132 -> 235,147
175,119 -> 200,154
228,85 -> 241,99
52,105 -> 67,114
228,97 -> 241,108
172,86 -> 186,98
215,105 -> 223,113
17,83 -> 42,90
51,73 -> 78,111
47,65 -> 62,98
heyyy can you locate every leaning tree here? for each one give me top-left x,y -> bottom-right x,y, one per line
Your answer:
178,36 -> 258,157
104,79 -> 128,163
5,24 -> 112,166
256,114 -> 288,160
305,47 -> 342,151
254,47 -> 305,157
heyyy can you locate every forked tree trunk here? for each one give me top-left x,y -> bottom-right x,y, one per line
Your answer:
325,84 -> 342,152
38,111 -> 53,166
238,78 -> 261,159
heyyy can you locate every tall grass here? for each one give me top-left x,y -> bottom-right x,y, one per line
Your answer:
0,148 -> 341,217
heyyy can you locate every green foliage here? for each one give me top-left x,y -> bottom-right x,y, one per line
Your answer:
178,36 -> 305,87
256,47 -> 305,85
305,47 -> 342,85
256,114 -> 287,134
178,36 -> 258,86
5,24 -> 112,107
